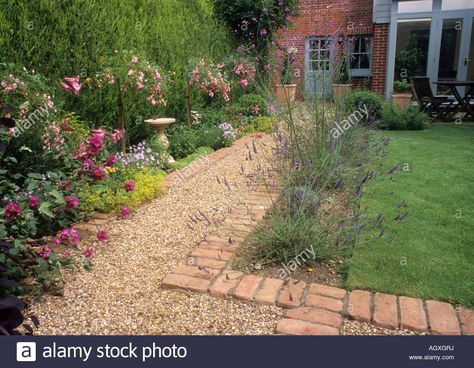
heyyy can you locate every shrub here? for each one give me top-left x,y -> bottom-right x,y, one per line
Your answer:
199,108 -> 229,127
214,0 -> 299,68
405,107 -> 429,130
344,91 -> 384,125
188,58 -> 231,103
240,116 -> 276,133
168,124 -> 198,159
79,167 -> 165,213
255,116 -> 276,132
195,125 -> 226,150
233,93 -> 268,116
393,79 -> 412,93
380,104 -> 429,130
0,0 -> 233,139
125,168 -> 165,208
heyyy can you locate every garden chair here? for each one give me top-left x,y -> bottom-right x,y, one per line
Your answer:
410,77 -> 458,121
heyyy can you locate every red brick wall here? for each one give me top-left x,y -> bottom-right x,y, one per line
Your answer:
371,23 -> 389,96
275,0 -> 388,98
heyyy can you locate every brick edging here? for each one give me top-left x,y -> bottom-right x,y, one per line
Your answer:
161,173 -> 474,336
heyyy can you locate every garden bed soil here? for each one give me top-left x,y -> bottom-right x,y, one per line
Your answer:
230,249 -> 343,287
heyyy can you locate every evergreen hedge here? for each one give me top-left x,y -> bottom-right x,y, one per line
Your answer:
0,0 -> 233,142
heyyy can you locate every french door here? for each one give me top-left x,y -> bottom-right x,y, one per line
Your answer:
304,37 -> 333,98
430,13 -> 474,93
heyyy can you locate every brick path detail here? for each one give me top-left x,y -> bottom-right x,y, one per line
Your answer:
161,188 -> 473,336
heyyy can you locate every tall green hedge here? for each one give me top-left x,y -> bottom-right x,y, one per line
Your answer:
0,0 -> 233,142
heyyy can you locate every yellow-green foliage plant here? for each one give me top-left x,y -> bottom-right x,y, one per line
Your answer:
79,168 -> 165,214
255,116 -> 277,132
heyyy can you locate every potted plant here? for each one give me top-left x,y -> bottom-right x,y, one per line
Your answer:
275,47 -> 297,104
332,35 -> 352,102
392,79 -> 412,108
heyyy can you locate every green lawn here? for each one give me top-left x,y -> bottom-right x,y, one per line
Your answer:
346,124 -> 474,308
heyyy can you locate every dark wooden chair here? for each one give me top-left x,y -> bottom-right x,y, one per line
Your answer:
409,77 -> 458,120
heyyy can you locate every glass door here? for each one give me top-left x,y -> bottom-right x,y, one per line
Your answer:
436,18 -> 463,93
466,17 -> 474,81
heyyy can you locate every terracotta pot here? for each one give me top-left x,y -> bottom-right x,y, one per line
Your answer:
391,93 -> 412,108
332,83 -> 352,102
275,84 -> 297,104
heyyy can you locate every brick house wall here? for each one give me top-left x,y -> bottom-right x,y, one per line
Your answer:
371,23 -> 389,95
276,0 -> 388,98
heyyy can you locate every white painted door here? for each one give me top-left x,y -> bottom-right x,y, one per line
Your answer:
305,37 -> 333,98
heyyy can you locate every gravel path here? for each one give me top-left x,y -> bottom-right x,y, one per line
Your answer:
30,135 -> 283,335
341,320 -> 424,335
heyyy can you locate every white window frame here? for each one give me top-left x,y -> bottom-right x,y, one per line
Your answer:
349,35 -> 373,77
385,0 -> 474,100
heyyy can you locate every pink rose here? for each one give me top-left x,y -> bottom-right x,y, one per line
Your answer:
92,167 -> 106,180
96,229 -> 108,242
36,244 -> 52,260
119,206 -> 130,219
239,79 -> 248,88
124,180 -> 135,192
29,196 -> 39,208
4,202 -> 20,220
65,195 -> 79,209
83,247 -> 96,259
105,155 -> 117,166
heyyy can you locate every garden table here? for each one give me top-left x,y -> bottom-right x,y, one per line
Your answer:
434,81 -> 474,118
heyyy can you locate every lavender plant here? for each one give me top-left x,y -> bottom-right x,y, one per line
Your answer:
245,82 -> 397,271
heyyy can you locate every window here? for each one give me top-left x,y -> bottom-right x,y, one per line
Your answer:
441,0 -> 474,10
398,0 -> 432,13
308,38 -> 331,71
349,36 -> 372,77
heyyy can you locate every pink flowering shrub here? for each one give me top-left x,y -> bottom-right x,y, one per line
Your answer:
93,51 -> 166,107
229,58 -> 256,90
73,127 -> 124,181
188,58 -> 231,102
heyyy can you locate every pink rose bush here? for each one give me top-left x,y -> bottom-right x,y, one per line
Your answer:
231,58 -> 256,89
73,127 -> 124,181
94,52 -> 166,107
188,58 -> 231,102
